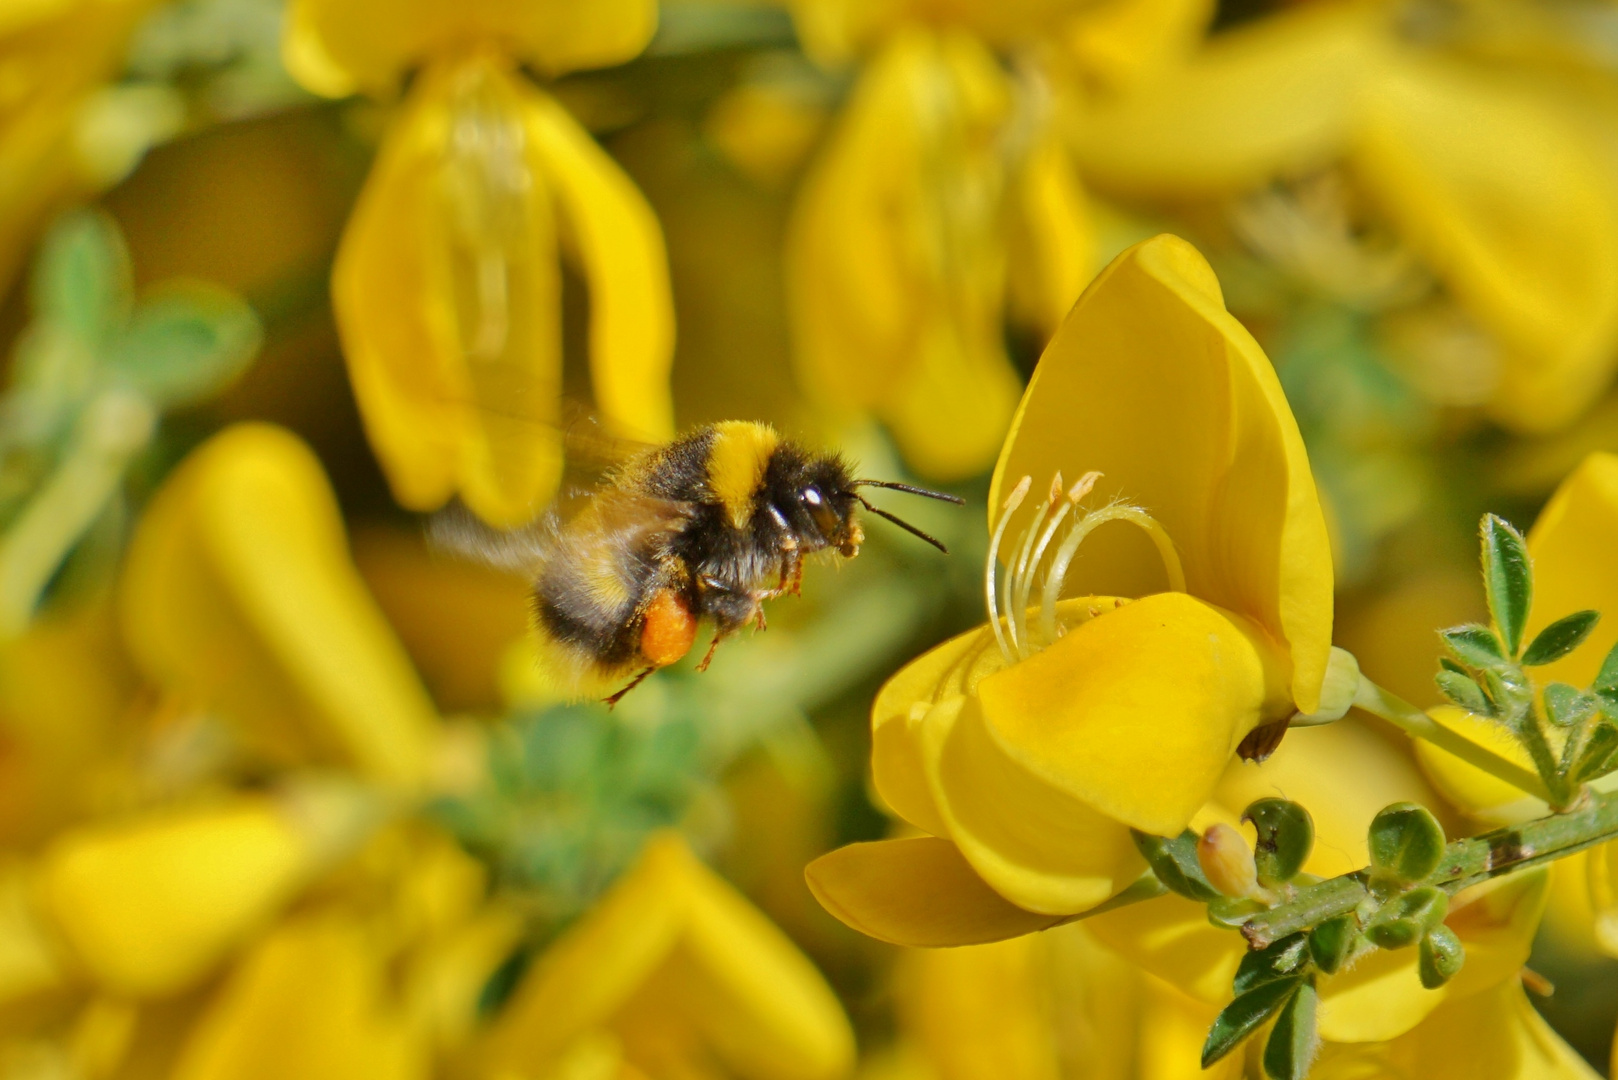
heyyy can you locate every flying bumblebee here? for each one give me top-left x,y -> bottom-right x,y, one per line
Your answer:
436,420 -> 963,704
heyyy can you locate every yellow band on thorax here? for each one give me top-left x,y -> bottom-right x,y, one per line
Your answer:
708,421 -> 779,528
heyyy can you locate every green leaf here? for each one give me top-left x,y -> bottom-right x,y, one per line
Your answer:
1542,683 -> 1595,728
1435,670 -> 1490,716
1244,799 -> 1314,886
1594,639 -> 1618,693
1206,896 -> 1267,929
1522,610 -> 1600,667
1438,624 -> 1506,668
1419,926 -> 1465,989
1365,886 -> 1449,949
1438,658 -> 1468,676
1202,977 -> 1301,1068
1480,515 -> 1532,656
1133,830 -> 1221,902
107,283 -> 262,409
1368,802 -> 1447,885
33,210 -> 132,345
1262,979 -> 1318,1080
1308,916 -> 1356,975
1571,723 -> 1618,784
1232,933 -> 1309,996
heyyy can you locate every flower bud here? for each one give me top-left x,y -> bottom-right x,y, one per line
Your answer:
1418,925 -> 1466,988
1308,915 -> 1356,975
1365,885 -> 1449,950
1367,802 -> 1447,886
1244,798 -> 1314,886
1198,824 -> 1259,899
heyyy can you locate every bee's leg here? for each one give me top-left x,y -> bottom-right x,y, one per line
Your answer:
695,632 -> 725,672
753,604 -> 767,631
786,551 -> 804,596
604,667 -> 655,708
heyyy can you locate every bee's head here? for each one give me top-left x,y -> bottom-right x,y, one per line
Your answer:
763,446 -> 963,556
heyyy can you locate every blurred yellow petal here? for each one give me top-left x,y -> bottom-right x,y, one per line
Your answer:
0,864 -> 72,1023
120,423 -> 439,785
526,90 -> 676,445
990,234 -> 1333,713
1524,451 -> 1618,688
332,53 -> 565,526
980,593 -> 1279,836
171,914 -> 424,1080
1380,980 -> 1598,1080
37,794 -> 365,998
1351,58 -> 1618,434
805,837 -> 1064,947
1083,892 -> 1242,1005
283,0 -> 659,98
789,0 -> 1093,64
482,834 -> 854,1080
1006,133 -> 1094,337
787,28 -> 1022,480
1065,0 -> 1214,91
1586,839 -> 1618,955
1073,4 -> 1388,196
1414,706 -> 1546,826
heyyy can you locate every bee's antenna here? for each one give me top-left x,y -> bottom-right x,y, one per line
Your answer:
854,479 -> 966,505
855,494 -> 951,554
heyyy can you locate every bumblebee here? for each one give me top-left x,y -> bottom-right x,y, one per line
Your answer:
443,421 -> 962,703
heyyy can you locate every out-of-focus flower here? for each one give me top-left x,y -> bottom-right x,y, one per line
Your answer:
283,0 -> 675,527
806,234 -> 1333,941
472,831 -> 855,1080
1073,2 -> 1618,435
119,422 -> 441,787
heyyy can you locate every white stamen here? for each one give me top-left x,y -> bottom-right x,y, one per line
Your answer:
986,476 -> 1031,664
1006,473 -> 1060,658
1011,471 -> 1101,653
1038,503 -> 1186,644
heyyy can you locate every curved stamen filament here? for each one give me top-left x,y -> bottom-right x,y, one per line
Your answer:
985,476 -> 1031,664
1006,473 -> 1061,658
1038,504 -> 1186,645
1012,471 -> 1102,656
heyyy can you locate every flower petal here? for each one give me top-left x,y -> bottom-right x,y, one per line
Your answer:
1413,706 -> 1546,826
525,90 -> 676,446
283,0 -> 659,98
977,592 -> 1281,837
805,837 -> 1065,947
1382,980 -> 1598,1080
1083,892 -> 1244,1005
989,234 -> 1333,712
1525,452 -> 1618,689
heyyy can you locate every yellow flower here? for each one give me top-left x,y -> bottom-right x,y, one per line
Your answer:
119,423 -> 440,788
807,234 -> 1333,940
284,0 -> 674,526
474,832 -> 855,1080
1073,2 -> 1618,434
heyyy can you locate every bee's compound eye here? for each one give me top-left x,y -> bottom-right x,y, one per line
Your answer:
800,485 -> 839,537
801,487 -> 823,507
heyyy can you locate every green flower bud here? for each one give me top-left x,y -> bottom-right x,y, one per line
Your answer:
1365,886 -> 1448,950
1419,925 -> 1466,988
1308,915 -> 1357,975
1244,798 -> 1314,886
1367,802 -> 1447,886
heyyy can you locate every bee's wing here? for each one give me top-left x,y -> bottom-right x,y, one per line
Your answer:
426,502 -> 555,576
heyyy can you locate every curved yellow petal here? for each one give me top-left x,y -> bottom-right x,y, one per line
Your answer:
1072,3 -> 1388,196
1065,0 -> 1214,91
978,592 -> 1282,836
1525,452 -> 1618,689
990,234 -> 1333,712
1006,132 -> 1095,337
805,837 -> 1064,947
119,424 -> 439,785
920,695 -> 1145,914
526,90 -> 676,445
332,54 -> 565,527
1382,980 -> 1598,1080
283,0 -> 659,98
1351,58 -> 1618,435
1083,892 -> 1244,1005
0,864 -> 71,1019
1413,706 -> 1546,826
787,28 -> 1021,480
37,798 -> 341,998
1589,840 -> 1618,956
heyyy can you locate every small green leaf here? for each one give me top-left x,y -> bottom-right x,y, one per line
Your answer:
1594,639 -> 1618,693
32,210 -> 132,345
1262,979 -> 1318,1080
1542,683 -> 1595,728
1206,896 -> 1267,928
1133,830 -> 1221,902
1202,977 -> 1301,1068
1435,671 -> 1490,716
1244,799 -> 1314,886
108,283 -> 262,409
1572,723 -> 1618,784
1438,624 -> 1506,668
1480,515 -> 1532,656
1233,933 -> 1309,996
1308,916 -> 1356,975
1419,926 -> 1466,989
1365,886 -> 1449,949
1439,658 -> 1468,676
1522,610 -> 1600,667
1367,803 -> 1447,885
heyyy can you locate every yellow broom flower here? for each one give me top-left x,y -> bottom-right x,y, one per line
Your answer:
283,0 -> 674,526
807,234 -> 1333,941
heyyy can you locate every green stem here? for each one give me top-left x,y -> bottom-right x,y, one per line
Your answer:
1352,679 -> 1552,804
0,389 -> 153,638
1243,787 -> 1618,948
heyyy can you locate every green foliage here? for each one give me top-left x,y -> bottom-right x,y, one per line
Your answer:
1418,926 -> 1465,989
1570,722 -> 1618,784
1244,798 -> 1314,887
1367,802 -> 1446,886
1307,916 -> 1356,975
109,284 -> 261,409
1440,624 -> 1505,668
1233,933 -> 1309,995
1133,830 -> 1222,902
1480,515 -> 1533,657
1262,980 -> 1319,1080
1435,668 -> 1490,715
1522,610 -> 1601,667
1364,886 -> 1448,949
1202,977 -> 1303,1068
1542,683 -> 1596,728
